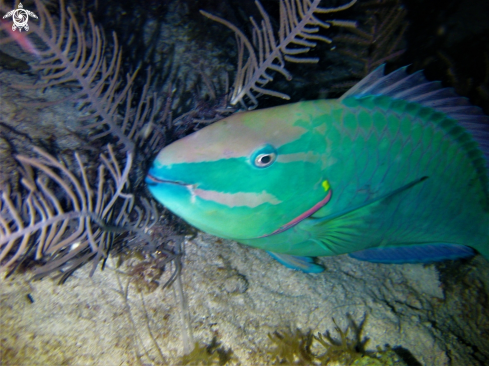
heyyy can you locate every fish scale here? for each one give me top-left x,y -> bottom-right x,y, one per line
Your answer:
315,100 -> 486,251
147,65 -> 489,272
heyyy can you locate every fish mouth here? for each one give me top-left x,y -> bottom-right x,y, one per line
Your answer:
146,173 -> 189,187
258,188 -> 333,238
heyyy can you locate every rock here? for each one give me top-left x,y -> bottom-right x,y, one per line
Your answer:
2,232 -> 488,365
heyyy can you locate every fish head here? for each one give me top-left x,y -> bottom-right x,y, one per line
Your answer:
146,102 -> 332,240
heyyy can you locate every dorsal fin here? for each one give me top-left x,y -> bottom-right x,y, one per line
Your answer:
340,65 -> 489,170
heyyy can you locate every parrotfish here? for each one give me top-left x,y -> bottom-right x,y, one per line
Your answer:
146,66 -> 489,273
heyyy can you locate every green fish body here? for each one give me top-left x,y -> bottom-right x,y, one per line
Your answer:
147,66 -> 489,272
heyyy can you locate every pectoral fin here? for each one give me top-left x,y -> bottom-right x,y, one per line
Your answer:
302,176 -> 428,256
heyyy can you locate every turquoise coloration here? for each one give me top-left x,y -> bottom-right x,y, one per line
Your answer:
147,66 -> 489,272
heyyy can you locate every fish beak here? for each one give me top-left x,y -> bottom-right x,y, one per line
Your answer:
145,173 -> 160,186
146,173 -> 184,186
146,173 -> 196,192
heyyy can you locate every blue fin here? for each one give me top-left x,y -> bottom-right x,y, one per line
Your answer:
267,252 -> 324,273
349,244 -> 475,264
341,64 -> 489,170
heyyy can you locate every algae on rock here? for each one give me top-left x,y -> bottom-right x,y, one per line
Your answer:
268,316 -> 409,365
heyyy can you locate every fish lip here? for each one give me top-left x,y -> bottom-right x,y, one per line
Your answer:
146,173 -> 189,187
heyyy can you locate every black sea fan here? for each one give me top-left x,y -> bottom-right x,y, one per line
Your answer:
0,0 -> 163,153
201,0 -> 357,109
0,145 -> 156,281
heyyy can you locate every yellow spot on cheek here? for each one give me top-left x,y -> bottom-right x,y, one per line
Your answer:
322,180 -> 330,192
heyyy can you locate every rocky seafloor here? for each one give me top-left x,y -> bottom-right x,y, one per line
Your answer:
1,232 -> 488,365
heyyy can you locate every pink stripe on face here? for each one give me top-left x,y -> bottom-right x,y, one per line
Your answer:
193,188 -> 281,208
259,189 -> 333,238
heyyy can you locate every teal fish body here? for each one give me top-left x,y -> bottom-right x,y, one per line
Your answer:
147,66 -> 489,271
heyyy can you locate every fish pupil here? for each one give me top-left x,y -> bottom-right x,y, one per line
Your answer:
255,152 -> 275,167
260,155 -> 271,164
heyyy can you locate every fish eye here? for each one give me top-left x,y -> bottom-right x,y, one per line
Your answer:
252,145 -> 277,168
255,153 -> 276,167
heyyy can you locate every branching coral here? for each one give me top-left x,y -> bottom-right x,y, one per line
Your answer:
0,144 -> 159,281
1,0 -> 162,153
0,0 -> 174,279
201,0 -> 357,109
